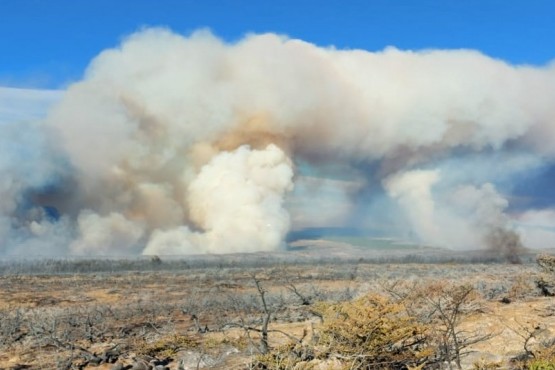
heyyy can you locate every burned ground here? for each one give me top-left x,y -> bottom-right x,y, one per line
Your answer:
0,244 -> 554,369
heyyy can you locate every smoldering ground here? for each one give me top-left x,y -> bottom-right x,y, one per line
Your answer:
2,28 -> 555,256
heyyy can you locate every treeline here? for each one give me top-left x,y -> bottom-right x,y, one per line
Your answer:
0,250 -> 538,275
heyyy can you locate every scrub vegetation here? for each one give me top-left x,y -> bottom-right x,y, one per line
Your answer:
1,251 -> 555,369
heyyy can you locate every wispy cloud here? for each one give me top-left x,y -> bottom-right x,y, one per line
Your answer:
0,86 -> 62,124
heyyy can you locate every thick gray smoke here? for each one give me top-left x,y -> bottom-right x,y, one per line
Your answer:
2,28 -> 555,256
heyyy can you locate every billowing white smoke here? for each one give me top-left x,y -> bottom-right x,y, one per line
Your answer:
144,144 -> 293,254
384,170 -> 442,245
62,143 -> 293,256
385,171 -> 525,255
71,211 -> 144,255
2,28 -> 555,256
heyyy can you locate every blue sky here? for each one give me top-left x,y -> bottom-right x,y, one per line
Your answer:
1,0 -> 554,89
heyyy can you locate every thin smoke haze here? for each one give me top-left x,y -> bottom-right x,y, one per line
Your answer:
2,28 -> 555,256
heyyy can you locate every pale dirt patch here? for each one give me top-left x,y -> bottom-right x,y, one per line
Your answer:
460,298 -> 555,367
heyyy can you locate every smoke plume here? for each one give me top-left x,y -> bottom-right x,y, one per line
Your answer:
2,28 -> 555,256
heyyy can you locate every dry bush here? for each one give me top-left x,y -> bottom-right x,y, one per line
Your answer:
382,280 -> 494,370
134,333 -> 200,358
512,346 -> 555,370
417,283 -> 493,370
253,342 -> 315,370
505,320 -> 555,370
526,352 -> 555,370
471,358 -> 503,369
508,273 -> 537,300
0,307 -> 25,345
315,293 -> 433,369
254,293 -> 434,370
536,254 -> 555,298
537,254 -> 555,274
254,280 -> 496,370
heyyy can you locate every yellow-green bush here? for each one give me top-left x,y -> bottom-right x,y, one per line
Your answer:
528,360 -> 555,370
315,294 -> 433,369
254,293 -> 434,370
135,333 -> 200,357
254,342 -> 315,370
526,347 -> 555,370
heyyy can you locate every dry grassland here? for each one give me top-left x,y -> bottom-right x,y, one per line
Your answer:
0,246 -> 554,370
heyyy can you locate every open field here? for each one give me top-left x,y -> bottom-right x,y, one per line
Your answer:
1,241 -> 555,369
